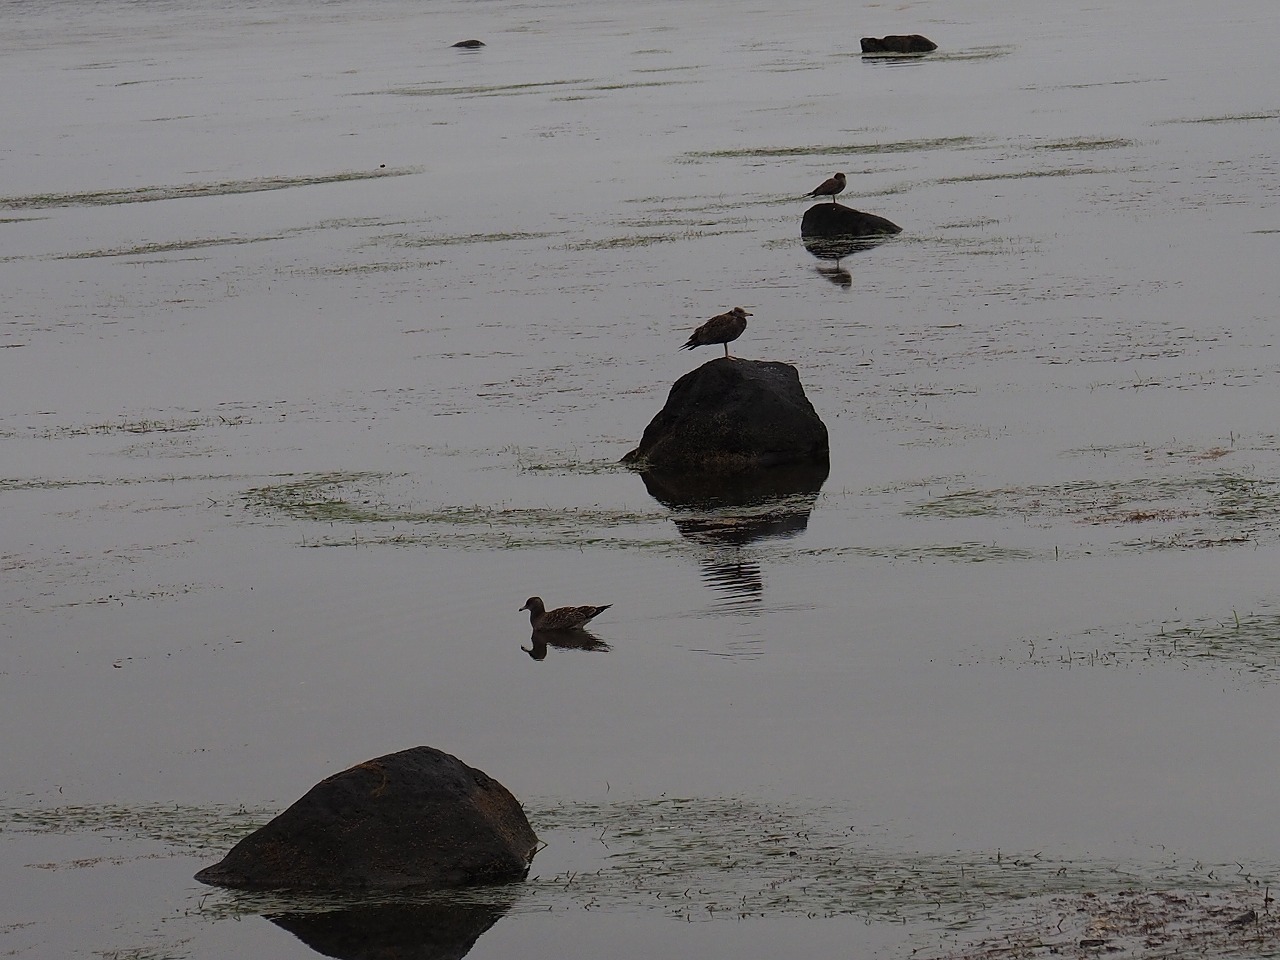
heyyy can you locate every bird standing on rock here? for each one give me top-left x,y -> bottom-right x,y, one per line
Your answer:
521,596 -> 612,631
806,172 -> 846,203
679,307 -> 751,358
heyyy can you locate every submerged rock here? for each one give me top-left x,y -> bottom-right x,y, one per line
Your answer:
860,34 -> 938,54
194,746 -> 538,892
801,203 -> 902,239
622,358 -> 829,473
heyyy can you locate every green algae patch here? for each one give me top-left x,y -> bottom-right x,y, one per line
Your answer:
928,46 -> 1015,62
5,796 -> 1275,958
0,168 -> 417,210
1,801 -> 270,853
386,230 -> 560,247
908,472 -> 1280,552
682,136 -> 983,161
993,606 -> 1280,686
799,542 -> 1040,563
557,228 -> 752,250
379,79 -> 591,98
39,416 -> 248,438
1031,137 -> 1135,151
939,167 -> 1115,184
241,471 -> 667,550
1168,110 -> 1280,125
525,797 -> 1276,934
60,236 -> 285,259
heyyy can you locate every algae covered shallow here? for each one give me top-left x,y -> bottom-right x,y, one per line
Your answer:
4,797 -> 1276,958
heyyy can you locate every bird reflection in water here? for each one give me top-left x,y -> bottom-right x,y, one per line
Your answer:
815,263 -> 852,288
698,553 -> 764,606
802,234 -> 892,288
638,462 -> 829,606
523,628 -> 611,660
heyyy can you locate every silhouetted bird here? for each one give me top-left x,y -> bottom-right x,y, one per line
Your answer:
806,172 -> 846,203
520,596 -> 612,631
679,307 -> 751,358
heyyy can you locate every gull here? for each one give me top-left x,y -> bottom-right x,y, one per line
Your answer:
679,307 -> 751,358
806,172 -> 846,203
520,596 -> 612,631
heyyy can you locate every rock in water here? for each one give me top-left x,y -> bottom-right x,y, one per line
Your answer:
622,358 -> 829,473
801,203 -> 902,238
194,746 -> 538,891
860,35 -> 937,54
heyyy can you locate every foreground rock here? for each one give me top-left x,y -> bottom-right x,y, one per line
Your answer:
195,746 -> 538,891
860,34 -> 937,54
622,358 -> 828,473
801,202 -> 902,239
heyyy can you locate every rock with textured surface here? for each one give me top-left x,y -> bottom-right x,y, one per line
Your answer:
801,202 -> 902,239
622,358 -> 828,473
194,746 -> 538,892
860,34 -> 937,54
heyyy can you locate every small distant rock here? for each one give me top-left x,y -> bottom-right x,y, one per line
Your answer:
194,746 -> 538,892
623,358 -> 829,473
452,39 -> 485,48
801,203 -> 902,239
860,34 -> 937,54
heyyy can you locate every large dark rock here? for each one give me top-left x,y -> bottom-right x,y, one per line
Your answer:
860,34 -> 937,54
801,202 -> 902,239
194,746 -> 538,892
622,358 -> 828,473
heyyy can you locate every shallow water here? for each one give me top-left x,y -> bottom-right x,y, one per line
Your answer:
3,0 -> 1279,957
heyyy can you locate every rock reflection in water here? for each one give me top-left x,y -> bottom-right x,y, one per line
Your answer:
803,234 -> 893,287
699,554 -> 764,605
522,629 -> 612,660
267,896 -> 511,960
639,463 -> 829,605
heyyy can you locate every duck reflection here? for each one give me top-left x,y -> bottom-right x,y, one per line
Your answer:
523,628 -> 611,660
266,896 -> 512,960
639,462 -> 829,604
815,262 -> 852,288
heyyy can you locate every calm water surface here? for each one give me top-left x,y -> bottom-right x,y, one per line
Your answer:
2,0 -> 1279,957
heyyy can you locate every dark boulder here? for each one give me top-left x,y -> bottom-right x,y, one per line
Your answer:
622,358 -> 828,473
860,35 -> 937,54
194,746 -> 538,892
801,203 -> 902,239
